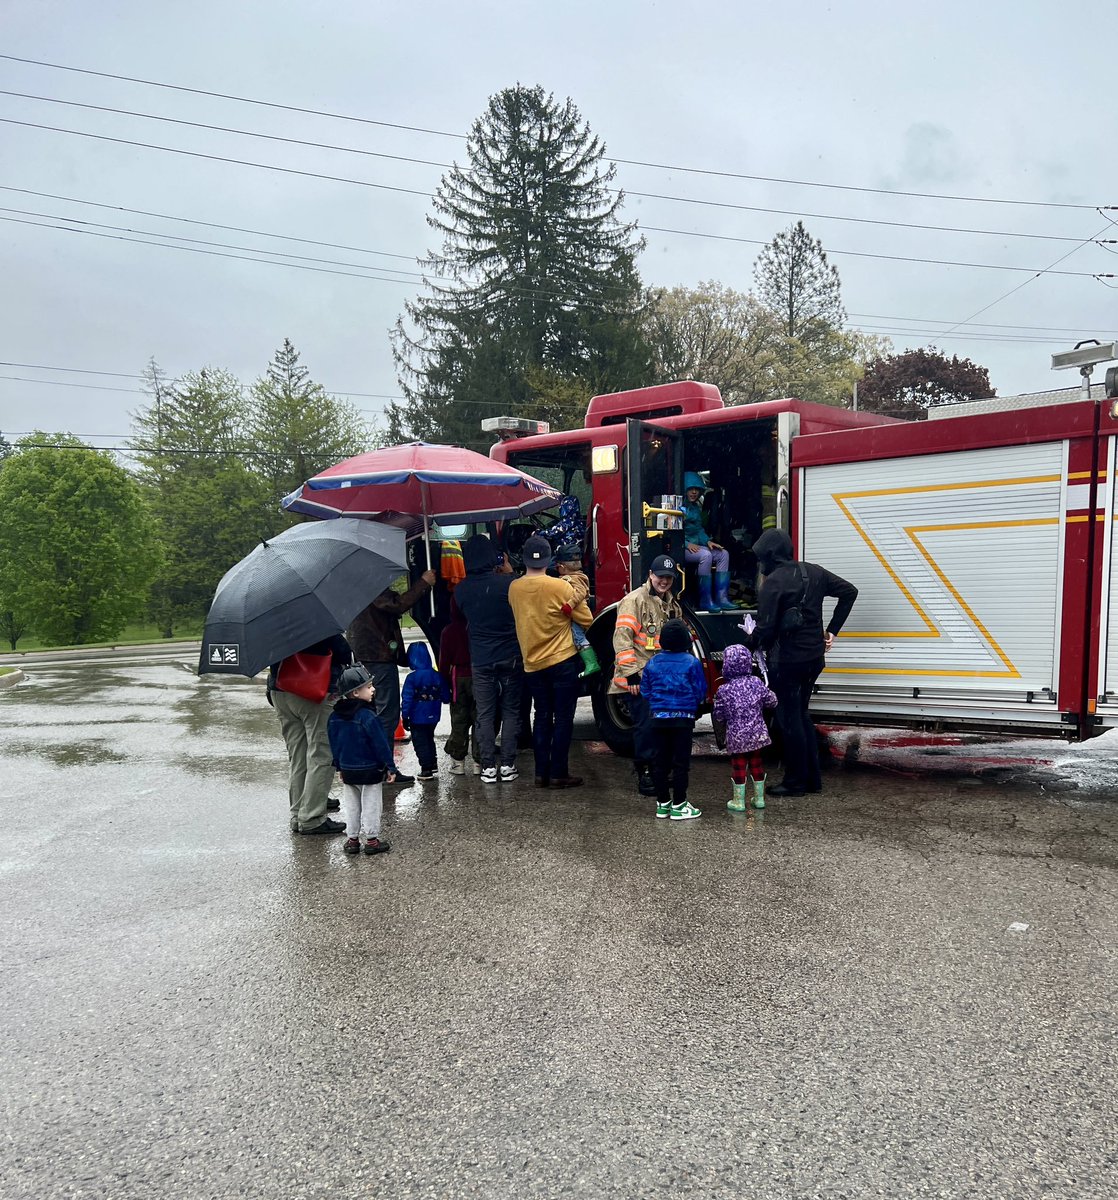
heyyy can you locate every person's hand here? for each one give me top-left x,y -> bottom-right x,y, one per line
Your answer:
627,682 -> 641,695
824,632 -> 835,653
686,542 -> 700,554
421,569 -> 436,586
709,540 -> 723,551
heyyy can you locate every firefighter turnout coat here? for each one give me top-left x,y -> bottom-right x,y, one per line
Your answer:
609,582 -> 683,694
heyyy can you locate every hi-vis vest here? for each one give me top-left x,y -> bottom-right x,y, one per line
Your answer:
609,584 -> 683,693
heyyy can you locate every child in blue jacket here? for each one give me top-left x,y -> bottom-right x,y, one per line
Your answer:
640,618 -> 708,820
328,664 -> 397,855
401,642 -> 448,781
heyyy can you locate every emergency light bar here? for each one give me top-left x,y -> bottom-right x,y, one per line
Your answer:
1051,341 -> 1118,370
480,416 -> 550,437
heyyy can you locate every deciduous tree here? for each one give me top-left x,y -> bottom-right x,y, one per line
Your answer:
857,346 -> 995,418
0,434 -> 159,645
390,85 -> 650,447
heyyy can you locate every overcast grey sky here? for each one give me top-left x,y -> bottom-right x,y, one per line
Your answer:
2,0 -> 1115,451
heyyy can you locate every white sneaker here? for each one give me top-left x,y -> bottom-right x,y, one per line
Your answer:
500,764 -> 519,782
471,761 -> 482,775
480,767 -> 498,784
449,759 -> 466,775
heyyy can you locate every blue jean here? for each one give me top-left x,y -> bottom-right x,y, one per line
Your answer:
411,723 -> 437,772
527,654 -> 581,780
473,656 -> 523,769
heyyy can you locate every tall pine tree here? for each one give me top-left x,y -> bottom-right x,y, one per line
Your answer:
247,339 -> 373,509
389,85 -> 650,447
753,220 -> 846,342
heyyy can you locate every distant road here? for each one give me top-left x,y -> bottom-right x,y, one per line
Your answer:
0,641 -> 201,668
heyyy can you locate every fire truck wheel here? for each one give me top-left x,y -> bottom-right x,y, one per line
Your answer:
590,677 -> 637,757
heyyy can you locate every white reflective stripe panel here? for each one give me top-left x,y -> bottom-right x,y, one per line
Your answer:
801,441 -> 1064,691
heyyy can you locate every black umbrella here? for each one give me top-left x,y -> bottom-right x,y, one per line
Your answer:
198,519 -> 408,678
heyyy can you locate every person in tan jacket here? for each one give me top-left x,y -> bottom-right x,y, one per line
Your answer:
508,535 -> 592,789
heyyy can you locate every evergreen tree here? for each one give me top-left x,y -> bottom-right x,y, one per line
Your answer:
247,339 -> 373,513
131,366 -> 272,635
0,431 -> 12,461
753,220 -> 846,342
389,85 -> 650,447
0,434 -> 159,645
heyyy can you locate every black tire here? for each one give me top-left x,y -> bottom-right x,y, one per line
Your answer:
586,610 -> 636,756
589,676 -> 637,757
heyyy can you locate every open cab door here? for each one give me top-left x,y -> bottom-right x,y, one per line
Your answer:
626,419 -> 685,590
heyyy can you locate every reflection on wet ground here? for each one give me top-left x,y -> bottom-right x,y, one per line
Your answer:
2,659 -> 1117,1198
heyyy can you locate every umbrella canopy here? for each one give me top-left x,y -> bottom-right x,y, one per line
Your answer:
280,441 -> 562,523
198,519 -> 407,678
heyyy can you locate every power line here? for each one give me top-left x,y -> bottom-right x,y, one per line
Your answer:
0,52 -> 1107,212
0,90 -> 1095,245
0,185 -> 419,262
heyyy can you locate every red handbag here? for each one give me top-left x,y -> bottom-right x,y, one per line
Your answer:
275,651 -> 332,703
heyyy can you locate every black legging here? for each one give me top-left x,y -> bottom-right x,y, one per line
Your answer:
651,718 -> 695,806
771,656 -> 825,792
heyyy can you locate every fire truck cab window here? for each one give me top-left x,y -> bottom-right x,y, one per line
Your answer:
503,444 -> 594,576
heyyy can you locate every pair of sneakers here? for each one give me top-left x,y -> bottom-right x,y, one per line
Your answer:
480,765 -> 519,784
450,759 -> 483,776
655,801 -> 701,821
343,837 -> 391,855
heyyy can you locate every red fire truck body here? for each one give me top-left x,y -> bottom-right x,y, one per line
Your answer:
488,379 -> 1118,748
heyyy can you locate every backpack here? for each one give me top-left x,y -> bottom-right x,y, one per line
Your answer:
780,564 -> 811,633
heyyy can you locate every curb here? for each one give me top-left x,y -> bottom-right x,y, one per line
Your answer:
0,669 -> 26,689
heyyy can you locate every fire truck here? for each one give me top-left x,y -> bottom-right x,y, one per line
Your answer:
486,372 -> 1118,752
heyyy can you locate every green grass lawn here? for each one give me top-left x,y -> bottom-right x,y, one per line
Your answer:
3,621 -> 204,655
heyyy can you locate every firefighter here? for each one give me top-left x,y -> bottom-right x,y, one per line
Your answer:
610,555 -> 684,796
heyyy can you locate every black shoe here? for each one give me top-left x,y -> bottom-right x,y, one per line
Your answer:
326,797 -> 341,812
636,766 -> 657,797
299,818 -> 346,835
387,772 -> 415,786
768,784 -> 804,797
534,776 -> 550,788
552,775 -> 583,789
364,837 -> 391,855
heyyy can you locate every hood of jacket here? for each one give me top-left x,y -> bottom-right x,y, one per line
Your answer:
721,643 -> 755,679
683,470 -> 706,492
463,533 -> 498,574
332,696 -> 373,721
407,642 -> 433,671
753,529 -> 794,575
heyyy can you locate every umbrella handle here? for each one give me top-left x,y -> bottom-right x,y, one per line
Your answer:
424,514 -> 435,619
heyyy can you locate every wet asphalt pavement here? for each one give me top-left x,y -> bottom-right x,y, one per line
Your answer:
1,655 -> 1117,1199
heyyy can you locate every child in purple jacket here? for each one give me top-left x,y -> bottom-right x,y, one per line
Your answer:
713,644 -> 778,811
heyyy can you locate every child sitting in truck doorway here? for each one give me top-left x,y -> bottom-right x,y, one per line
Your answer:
683,471 -> 736,612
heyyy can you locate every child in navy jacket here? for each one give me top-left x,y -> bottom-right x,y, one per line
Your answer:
401,642 -> 448,781
328,664 -> 396,855
640,618 -> 708,820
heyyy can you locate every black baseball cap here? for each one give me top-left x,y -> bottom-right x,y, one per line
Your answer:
554,543 -> 582,563
650,555 -> 677,577
523,535 -> 553,567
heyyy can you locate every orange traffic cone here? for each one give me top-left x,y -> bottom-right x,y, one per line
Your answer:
395,715 -> 410,744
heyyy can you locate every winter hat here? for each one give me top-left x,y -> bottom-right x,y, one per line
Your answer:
659,618 -> 690,654
522,535 -> 553,568
463,533 -> 498,573
683,471 -> 707,492
553,542 -> 583,563
337,663 -> 373,696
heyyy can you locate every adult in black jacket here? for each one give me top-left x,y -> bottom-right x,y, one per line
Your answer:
748,529 -> 858,796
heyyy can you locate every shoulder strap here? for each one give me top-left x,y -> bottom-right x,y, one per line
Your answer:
797,563 -> 809,602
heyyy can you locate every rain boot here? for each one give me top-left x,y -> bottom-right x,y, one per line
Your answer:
751,776 -> 766,810
727,781 -> 747,812
713,571 -> 737,611
578,645 -> 600,678
697,574 -> 714,612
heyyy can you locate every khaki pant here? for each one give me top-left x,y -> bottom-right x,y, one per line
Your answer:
273,689 -> 334,831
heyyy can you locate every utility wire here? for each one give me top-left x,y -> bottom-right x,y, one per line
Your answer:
0,52 -> 1107,212
0,90 -> 1095,245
